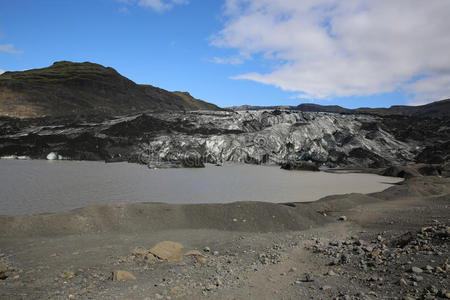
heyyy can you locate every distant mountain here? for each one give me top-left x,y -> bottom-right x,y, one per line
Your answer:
229,98 -> 450,118
0,61 -> 221,118
354,99 -> 450,118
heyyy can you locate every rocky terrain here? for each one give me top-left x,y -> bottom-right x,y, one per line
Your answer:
0,176 -> 449,299
0,108 -> 449,174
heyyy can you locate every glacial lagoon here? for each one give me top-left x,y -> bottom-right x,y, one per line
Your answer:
0,159 -> 402,215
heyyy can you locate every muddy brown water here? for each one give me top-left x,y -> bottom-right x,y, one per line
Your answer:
0,160 -> 402,215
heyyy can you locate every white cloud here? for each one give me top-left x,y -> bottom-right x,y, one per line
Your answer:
213,0 -> 450,104
405,74 -> 450,105
0,44 -> 23,54
138,0 -> 188,12
0,70 -> 4,75
211,56 -> 244,65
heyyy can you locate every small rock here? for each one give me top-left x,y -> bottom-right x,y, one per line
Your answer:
112,270 -> 136,281
289,267 -> 297,273
410,267 -> 423,274
321,285 -> 332,290
399,278 -> 408,286
327,270 -> 336,276
61,271 -> 74,280
371,249 -> 381,258
426,285 -> 439,295
203,247 -> 211,253
170,286 -> 181,294
197,257 -> 207,265
338,216 -> 347,221
304,273 -> 314,282
341,253 -> 350,264
364,246 -> 374,252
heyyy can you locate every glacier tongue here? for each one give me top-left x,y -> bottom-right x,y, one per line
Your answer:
0,109 -> 425,169
139,110 -> 416,168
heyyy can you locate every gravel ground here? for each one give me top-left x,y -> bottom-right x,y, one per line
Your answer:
0,176 -> 449,299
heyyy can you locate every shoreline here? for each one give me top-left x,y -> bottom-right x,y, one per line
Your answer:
0,175 -> 444,237
0,175 -> 448,299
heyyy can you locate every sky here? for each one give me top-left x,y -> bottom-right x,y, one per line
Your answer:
1,0 -> 450,108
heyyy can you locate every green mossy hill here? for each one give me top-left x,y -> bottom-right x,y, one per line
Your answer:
0,61 -> 221,118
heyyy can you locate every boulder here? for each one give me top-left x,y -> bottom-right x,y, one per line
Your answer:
0,264 -> 8,280
112,270 -> 136,281
197,257 -> 207,265
149,241 -> 184,262
46,152 -> 58,160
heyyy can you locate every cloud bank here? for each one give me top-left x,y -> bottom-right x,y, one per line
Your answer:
213,0 -> 450,104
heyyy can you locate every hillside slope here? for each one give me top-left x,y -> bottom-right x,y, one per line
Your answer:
0,61 -> 221,118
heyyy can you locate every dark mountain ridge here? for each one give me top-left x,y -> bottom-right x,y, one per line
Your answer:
229,98 -> 450,119
0,61 -> 220,118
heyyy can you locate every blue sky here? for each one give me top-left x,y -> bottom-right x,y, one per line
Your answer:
1,0 -> 449,108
